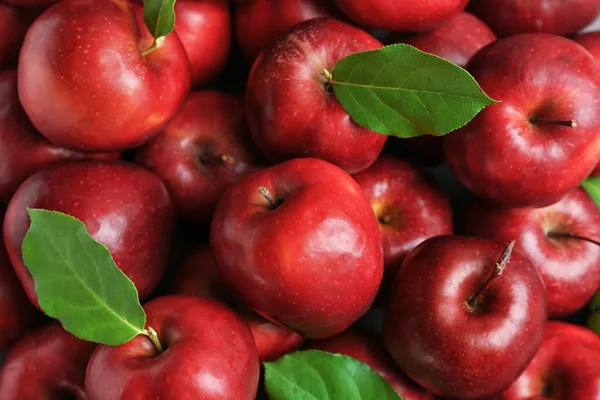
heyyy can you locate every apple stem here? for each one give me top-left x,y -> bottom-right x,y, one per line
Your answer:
547,232 -> 600,247
529,115 -> 578,128
141,36 -> 165,57
144,327 -> 164,354
258,186 -> 279,209
321,69 -> 333,93
220,154 -> 235,165
468,240 -> 516,309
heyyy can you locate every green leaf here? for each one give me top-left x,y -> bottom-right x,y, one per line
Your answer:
582,177 -> 600,207
331,43 -> 497,138
22,209 -> 146,346
590,291 -> 600,334
143,0 -> 177,39
264,350 -> 402,400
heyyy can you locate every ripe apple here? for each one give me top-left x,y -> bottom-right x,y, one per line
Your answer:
0,3 -> 37,69
0,321 -> 97,399
444,33 -> 600,208
468,0 -> 600,37
170,244 -> 305,362
211,158 -> 383,339
353,155 -> 452,295
234,0 -> 342,62
462,188 -> 600,317
135,91 -> 266,224
306,328 -> 433,400
3,160 -> 175,309
245,18 -> 387,175
85,295 -> 260,400
0,70 -> 119,203
384,236 -> 547,398
501,321 -> 600,399
333,0 -> 468,32
573,31 -> 600,60
18,0 -> 191,152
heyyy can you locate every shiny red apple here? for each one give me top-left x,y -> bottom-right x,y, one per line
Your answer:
211,158 -> 383,339
245,18 -> 387,175
3,160 -> 175,309
18,0 -> 191,152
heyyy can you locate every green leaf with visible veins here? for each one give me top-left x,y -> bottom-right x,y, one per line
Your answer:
143,0 -> 177,39
22,209 -> 146,345
331,43 -> 497,138
590,291 -> 600,334
582,177 -> 600,207
264,350 -> 403,400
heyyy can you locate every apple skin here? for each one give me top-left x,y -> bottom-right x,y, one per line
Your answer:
468,0 -> 600,38
384,235 -> 548,399
333,0 -> 469,32
135,91 -> 266,224
444,33 -> 600,208
18,0 -> 191,152
0,321 -> 97,400
210,158 -> 384,339
500,321 -> 600,400
170,244 -> 305,362
353,155 -> 452,289
234,0 -> 342,62
0,3 -> 38,69
3,160 -> 175,309
462,188 -> 600,318
245,18 -> 387,175
305,328 -> 433,400
85,295 -> 260,400
0,70 -> 119,203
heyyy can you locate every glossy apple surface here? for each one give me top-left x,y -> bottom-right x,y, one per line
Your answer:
245,18 -> 387,175
211,158 -> 383,339
3,160 -> 175,309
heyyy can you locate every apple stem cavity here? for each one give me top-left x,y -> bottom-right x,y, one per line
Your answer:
258,186 -> 282,210
220,154 -> 235,165
547,232 -> 600,247
320,69 -> 334,93
144,326 -> 164,354
529,115 -> 578,128
141,36 -> 165,57
468,240 -> 516,310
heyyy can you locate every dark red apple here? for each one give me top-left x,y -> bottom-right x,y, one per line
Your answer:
18,0 -> 191,152
170,244 -> 305,362
463,188 -> 600,317
333,0 -> 468,31
85,295 -> 260,400
0,70 -> 119,203
444,33 -> 600,208
0,321 -> 97,399
3,160 -> 175,309
468,0 -> 600,37
353,155 -> 452,288
211,158 -> 383,339
135,91 -> 265,224
0,3 -> 37,69
500,321 -> 600,400
384,236 -> 547,398
245,18 -> 387,175
306,328 -> 433,400
0,208 -> 39,349
234,0 -> 342,62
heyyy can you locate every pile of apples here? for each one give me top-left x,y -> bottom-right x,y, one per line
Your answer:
1,0 -> 600,399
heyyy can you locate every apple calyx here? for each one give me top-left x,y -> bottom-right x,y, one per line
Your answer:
467,240 -> 516,310
547,232 -> 600,247
258,186 -> 282,210
141,36 -> 165,57
529,115 -> 578,128
144,326 -> 164,354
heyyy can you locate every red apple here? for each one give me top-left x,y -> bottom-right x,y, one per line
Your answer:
0,70 -> 119,203
211,158 -> 383,339
353,155 -> 452,290
463,188 -> 600,317
384,236 -> 547,398
333,0 -> 469,32
0,207 -> 39,349
170,244 -> 305,362
306,328 -> 433,400
245,18 -> 387,175
444,33 -> 600,208
3,160 -> 175,309
0,3 -> 38,69
0,321 -> 97,399
135,91 -> 266,224
500,321 -> 600,399
468,0 -> 600,37
85,295 -> 260,400
18,0 -> 191,152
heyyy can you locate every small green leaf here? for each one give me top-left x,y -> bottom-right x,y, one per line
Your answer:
143,0 -> 177,39
582,177 -> 600,207
590,291 -> 600,334
264,350 -> 402,400
331,44 -> 497,138
22,209 -> 146,345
